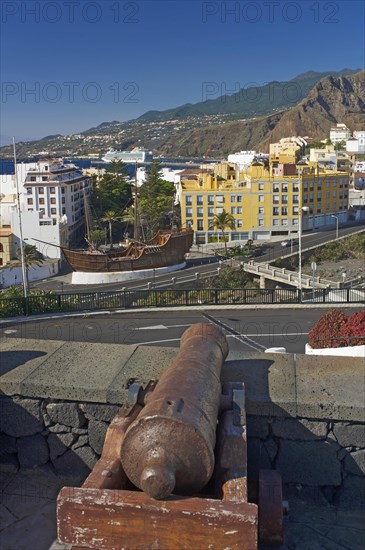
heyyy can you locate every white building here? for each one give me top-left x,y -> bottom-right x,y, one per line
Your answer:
0,160 -> 93,259
227,151 -> 256,169
346,130 -> 365,153
330,123 -> 352,144
309,146 -> 337,167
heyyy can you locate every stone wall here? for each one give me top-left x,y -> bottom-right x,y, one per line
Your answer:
0,397 -> 118,485
1,338 -> 364,509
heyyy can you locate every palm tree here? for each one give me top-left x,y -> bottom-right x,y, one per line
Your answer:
100,210 -> 122,248
209,210 -> 236,257
10,243 -> 44,291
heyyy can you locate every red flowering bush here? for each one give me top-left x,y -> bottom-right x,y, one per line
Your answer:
340,310 -> 365,346
308,310 -> 348,349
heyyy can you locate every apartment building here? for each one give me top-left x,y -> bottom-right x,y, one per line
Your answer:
347,130 -> 365,153
1,160 -> 93,259
179,162 -> 349,244
269,137 -> 307,164
330,123 -> 352,144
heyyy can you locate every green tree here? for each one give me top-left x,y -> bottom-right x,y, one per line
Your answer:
10,243 -> 44,291
209,210 -> 236,256
100,210 -> 123,248
138,161 -> 175,238
334,140 -> 346,151
92,161 -> 132,216
88,229 -> 106,249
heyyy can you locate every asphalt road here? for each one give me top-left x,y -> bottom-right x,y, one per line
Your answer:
1,307 -> 362,354
28,224 -> 364,294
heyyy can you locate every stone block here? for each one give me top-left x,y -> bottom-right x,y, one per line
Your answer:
88,420 -> 108,455
332,422 -> 365,448
344,450 -> 365,476
277,440 -> 341,486
272,418 -> 328,440
0,433 -> 17,454
47,433 -> 75,461
48,423 -> 71,433
17,434 -> 49,468
71,428 -> 88,435
46,403 -> 86,428
246,415 -> 269,439
0,397 -> 43,437
72,435 -> 89,450
336,474 -> 365,509
80,403 -> 119,422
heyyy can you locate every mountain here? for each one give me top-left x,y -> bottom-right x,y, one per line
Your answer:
152,71 -> 365,156
0,69 -> 363,160
137,69 -> 361,122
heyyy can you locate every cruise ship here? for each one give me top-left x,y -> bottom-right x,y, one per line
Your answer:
102,147 -> 153,164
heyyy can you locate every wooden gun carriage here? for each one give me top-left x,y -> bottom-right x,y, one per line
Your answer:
56,324 -> 286,549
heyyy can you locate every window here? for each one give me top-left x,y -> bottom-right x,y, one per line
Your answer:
26,187 -> 32,194
237,219 -> 243,228
259,183 -> 264,190
273,219 -> 279,226
51,198 -> 56,204
281,218 -> 288,225
50,187 -> 55,194
231,195 -> 236,203
282,184 -> 288,192
216,195 -> 224,204
186,208 -> 192,217
326,191 -> 330,199
258,206 -> 264,214
293,195 -> 299,204
281,207 -> 288,216
293,218 -> 299,225
231,207 -> 236,215
62,197 -> 65,204
27,198 -> 33,205
237,206 -> 242,214
197,195 -> 203,205
61,188 -> 65,194
30,176 -> 36,182
282,195 -> 288,204
273,184 -> 280,192
197,207 -> 203,217
258,195 -> 264,202
51,208 -> 57,215
273,207 -> 279,216
28,208 -> 33,212
258,219 -> 264,226
42,176 -> 48,181
208,195 -> 214,205
208,207 -> 214,216
236,195 -> 242,202
186,195 -> 192,205
197,220 -> 204,230
292,206 -> 299,215
39,187 -> 44,194
273,195 -> 280,204
39,198 -> 45,205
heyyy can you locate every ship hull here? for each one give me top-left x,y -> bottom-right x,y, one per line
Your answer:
71,261 -> 186,285
61,230 -> 194,273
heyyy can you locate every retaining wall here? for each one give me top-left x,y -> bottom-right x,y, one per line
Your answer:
1,339 -> 364,508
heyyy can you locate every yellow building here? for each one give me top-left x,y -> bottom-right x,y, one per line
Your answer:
0,229 -> 15,267
179,162 -> 349,244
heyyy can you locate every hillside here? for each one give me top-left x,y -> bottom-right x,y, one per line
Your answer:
0,69 -> 363,160
138,69 -> 361,122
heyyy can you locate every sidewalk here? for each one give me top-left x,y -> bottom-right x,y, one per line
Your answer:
1,468 -> 364,550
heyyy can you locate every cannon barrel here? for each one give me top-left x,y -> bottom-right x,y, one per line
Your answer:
120,323 -> 229,499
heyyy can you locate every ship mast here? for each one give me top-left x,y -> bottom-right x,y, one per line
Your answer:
133,161 -> 139,241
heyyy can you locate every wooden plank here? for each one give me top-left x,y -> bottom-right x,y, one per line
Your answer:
58,487 -> 258,550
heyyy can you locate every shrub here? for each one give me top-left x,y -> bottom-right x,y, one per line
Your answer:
308,309 -> 348,348
340,310 -> 365,346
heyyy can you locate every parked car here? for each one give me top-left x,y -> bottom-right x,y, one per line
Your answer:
281,238 -> 299,248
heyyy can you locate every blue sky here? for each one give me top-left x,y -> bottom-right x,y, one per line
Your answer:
1,0 -> 364,143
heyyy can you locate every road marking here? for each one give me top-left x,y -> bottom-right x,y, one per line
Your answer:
4,329 -> 18,334
133,324 -> 191,331
202,313 -> 266,352
136,338 -> 181,345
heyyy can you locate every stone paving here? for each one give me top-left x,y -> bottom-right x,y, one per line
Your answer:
1,468 -> 364,550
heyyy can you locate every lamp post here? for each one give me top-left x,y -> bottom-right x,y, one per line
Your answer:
331,214 -> 339,238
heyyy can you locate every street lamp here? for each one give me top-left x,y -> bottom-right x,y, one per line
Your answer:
331,215 -> 339,239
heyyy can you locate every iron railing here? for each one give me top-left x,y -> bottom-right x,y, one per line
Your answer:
0,287 -> 364,318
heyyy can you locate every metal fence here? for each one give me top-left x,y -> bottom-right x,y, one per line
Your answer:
0,287 -> 364,318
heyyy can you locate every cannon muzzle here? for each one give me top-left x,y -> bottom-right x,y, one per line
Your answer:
120,323 -> 229,499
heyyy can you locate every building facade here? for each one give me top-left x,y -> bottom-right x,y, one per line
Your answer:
330,123 -> 352,144
179,162 -> 349,244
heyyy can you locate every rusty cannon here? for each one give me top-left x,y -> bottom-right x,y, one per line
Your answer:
56,323 -> 285,550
